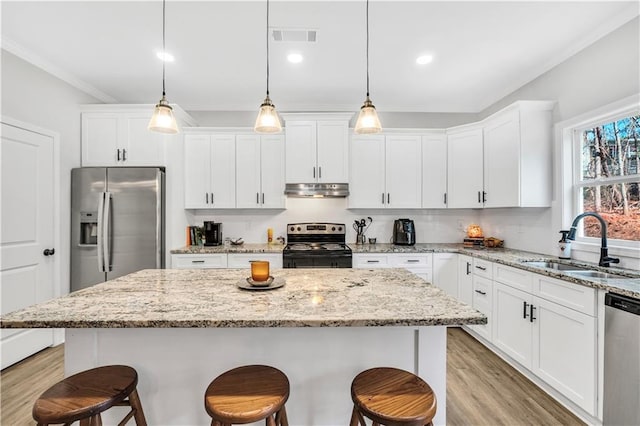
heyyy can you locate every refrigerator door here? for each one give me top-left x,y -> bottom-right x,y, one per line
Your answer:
105,168 -> 164,280
71,168 -> 107,291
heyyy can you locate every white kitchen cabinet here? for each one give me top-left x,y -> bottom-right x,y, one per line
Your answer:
446,126 -> 484,208
81,112 -> 166,167
493,281 -> 534,367
171,254 -> 228,269
471,275 -> 493,341
348,134 -> 422,209
482,101 -> 554,207
352,253 -> 390,268
353,253 -> 433,282
432,253 -> 458,297
236,134 -> 285,209
184,134 -> 236,209
422,134 -> 448,208
227,253 -> 283,269
457,254 -> 473,305
282,114 -> 350,183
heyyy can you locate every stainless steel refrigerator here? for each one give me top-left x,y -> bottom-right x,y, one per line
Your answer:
71,167 -> 165,291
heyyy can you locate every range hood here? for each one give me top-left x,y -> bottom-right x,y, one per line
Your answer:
284,183 -> 349,198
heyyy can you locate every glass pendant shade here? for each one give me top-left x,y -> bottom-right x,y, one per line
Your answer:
354,96 -> 382,134
254,96 -> 282,133
148,96 -> 178,134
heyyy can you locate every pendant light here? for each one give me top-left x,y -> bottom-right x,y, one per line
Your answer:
354,0 -> 382,134
148,0 -> 179,134
254,0 -> 282,133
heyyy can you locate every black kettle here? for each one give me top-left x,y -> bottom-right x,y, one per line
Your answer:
393,219 -> 415,246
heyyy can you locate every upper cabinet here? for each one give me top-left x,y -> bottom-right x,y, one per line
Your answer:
422,134 -> 448,209
236,134 -> 285,209
184,134 -> 236,209
447,126 -> 484,209
348,134 -> 422,208
80,105 -> 194,167
482,101 -> 554,208
446,100 -> 554,209
281,113 -> 351,183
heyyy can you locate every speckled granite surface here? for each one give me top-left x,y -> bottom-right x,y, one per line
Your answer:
171,243 -> 285,254
0,268 -> 486,329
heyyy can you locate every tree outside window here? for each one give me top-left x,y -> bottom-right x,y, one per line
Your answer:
577,115 -> 639,242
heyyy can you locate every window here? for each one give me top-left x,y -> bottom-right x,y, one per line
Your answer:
573,114 -> 640,243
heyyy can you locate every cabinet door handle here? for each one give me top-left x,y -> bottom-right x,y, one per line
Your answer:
366,260 -> 380,263
407,259 -> 420,263
523,301 -> 529,319
478,191 -> 481,203
482,191 -> 487,203
313,167 -> 316,178
256,192 -> 260,204
206,193 -> 209,204
319,166 -> 322,179
444,193 -> 447,205
466,262 -> 471,275
191,260 -> 205,264
261,193 -> 265,204
211,193 -> 214,204
117,149 -> 121,161
530,305 -> 536,322
387,193 -> 390,204
122,149 -> 127,161
475,265 -> 487,271
382,193 -> 385,204
475,289 -> 487,296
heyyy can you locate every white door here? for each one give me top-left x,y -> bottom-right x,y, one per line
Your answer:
432,253 -> 458,298
184,134 -> 211,208
285,121 -> 316,183
235,135 -> 262,208
1,122 -> 55,369
447,128 -> 484,208
385,135 -> 422,208
422,135 -> 448,208
260,135 -> 286,209
210,135 -> 236,208
483,111 -> 520,207
348,135 -> 385,208
492,282 -> 533,368
316,121 -> 348,182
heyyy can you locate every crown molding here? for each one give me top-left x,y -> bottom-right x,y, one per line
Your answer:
2,36 -> 118,103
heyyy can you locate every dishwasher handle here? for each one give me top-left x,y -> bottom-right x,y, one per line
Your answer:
605,293 -> 640,316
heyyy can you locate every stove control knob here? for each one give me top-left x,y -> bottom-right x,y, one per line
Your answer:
338,226 -> 343,231
290,226 -> 295,231
332,226 -> 336,231
297,227 -> 301,231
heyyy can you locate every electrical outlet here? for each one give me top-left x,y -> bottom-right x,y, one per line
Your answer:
457,220 -> 465,230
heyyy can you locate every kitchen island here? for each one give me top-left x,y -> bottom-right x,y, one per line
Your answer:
1,268 -> 485,426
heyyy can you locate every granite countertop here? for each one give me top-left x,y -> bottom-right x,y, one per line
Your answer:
0,268 -> 486,329
172,243 -> 285,254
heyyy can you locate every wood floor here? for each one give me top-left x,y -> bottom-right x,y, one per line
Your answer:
1,328 -> 584,425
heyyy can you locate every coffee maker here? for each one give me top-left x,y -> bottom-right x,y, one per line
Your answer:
393,219 -> 416,246
204,221 -> 222,246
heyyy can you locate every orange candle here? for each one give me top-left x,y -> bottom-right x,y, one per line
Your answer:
250,261 -> 270,282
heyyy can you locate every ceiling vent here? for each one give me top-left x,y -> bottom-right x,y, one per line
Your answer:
272,28 -> 317,43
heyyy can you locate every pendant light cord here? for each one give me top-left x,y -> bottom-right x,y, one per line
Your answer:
162,0 -> 166,97
266,0 -> 270,97
366,0 -> 370,97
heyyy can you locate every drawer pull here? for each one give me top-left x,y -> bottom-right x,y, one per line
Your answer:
366,260 -> 380,263
191,260 -> 205,264
523,301 -> 529,319
474,289 -> 487,295
530,305 -> 536,323
406,259 -> 420,263
466,262 -> 471,275
475,265 -> 487,271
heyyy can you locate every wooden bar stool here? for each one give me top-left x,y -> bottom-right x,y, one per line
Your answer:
204,365 -> 289,426
350,367 -> 437,426
32,365 -> 147,426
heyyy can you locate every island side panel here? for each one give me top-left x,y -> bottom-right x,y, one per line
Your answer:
65,326 -> 447,425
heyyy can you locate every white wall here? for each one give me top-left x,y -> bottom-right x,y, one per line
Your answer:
1,50 -> 101,295
479,17 -> 640,269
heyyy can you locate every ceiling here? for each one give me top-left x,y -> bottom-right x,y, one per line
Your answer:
2,1 -> 638,113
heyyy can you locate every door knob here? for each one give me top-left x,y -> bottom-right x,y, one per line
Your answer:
43,248 -> 55,256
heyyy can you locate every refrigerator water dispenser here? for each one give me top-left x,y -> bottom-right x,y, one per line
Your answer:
80,212 -> 98,245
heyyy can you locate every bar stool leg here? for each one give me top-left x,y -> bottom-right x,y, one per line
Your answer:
274,406 -> 289,426
127,388 -> 148,426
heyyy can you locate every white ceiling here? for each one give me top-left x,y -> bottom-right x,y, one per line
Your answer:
2,1 -> 638,113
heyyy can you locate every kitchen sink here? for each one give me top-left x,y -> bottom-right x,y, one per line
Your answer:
523,261 -> 592,272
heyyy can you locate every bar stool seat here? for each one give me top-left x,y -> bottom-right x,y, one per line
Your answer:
350,367 -> 437,426
204,365 -> 289,426
32,365 -> 147,426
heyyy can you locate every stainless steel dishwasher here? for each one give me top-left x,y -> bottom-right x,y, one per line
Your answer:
603,292 -> 640,426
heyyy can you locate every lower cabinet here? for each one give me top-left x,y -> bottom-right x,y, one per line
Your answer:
227,253 -> 283,269
470,275 -> 493,341
491,266 -> 597,415
432,253 -> 458,297
353,253 -> 433,282
457,255 -> 473,306
171,254 -> 228,269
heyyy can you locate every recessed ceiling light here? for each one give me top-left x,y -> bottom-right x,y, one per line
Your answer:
287,53 -> 303,64
416,54 -> 433,65
156,51 -> 174,62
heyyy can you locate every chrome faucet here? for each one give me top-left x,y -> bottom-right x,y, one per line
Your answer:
566,212 -> 620,267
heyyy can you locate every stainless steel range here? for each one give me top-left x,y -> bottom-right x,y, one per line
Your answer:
283,223 -> 352,268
